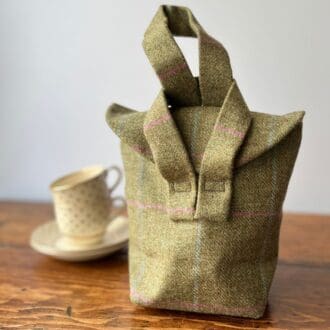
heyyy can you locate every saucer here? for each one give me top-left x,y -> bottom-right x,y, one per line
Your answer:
30,215 -> 128,262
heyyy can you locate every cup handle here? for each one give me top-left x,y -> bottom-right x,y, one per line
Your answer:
107,165 -> 122,193
109,196 -> 127,220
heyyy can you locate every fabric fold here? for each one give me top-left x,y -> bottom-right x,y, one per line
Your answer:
143,91 -> 197,220
195,81 -> 251,220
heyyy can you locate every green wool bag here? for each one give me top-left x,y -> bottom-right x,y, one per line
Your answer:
106,5 -> 304,319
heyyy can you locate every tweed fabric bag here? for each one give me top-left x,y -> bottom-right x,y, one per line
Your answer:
106,5 -> 304,319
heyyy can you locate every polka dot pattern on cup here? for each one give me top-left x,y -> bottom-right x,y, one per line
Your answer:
53,176 -> 112,236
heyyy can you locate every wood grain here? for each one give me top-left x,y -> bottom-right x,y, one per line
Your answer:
0,201 -> 329,329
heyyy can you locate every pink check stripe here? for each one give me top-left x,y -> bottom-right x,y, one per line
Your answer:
158,62 -> 188,80
131,145 -> 152,156
216,124 -> 245,139
143,114 -> 171,131
233,211 -> 280,217
127,199 -> 194,216
127,199 -> 280,218
191,152 -> 204,161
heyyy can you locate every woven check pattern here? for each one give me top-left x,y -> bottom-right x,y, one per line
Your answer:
106,5 -> 304,319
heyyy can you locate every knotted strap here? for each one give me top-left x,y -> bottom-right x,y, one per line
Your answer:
143,81 -> 251,221
142,6 -> 251,221
143,5 -> 233,106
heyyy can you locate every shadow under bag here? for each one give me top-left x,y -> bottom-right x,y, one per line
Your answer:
106,5 -> 304,319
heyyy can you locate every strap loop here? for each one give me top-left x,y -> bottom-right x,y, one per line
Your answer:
143,5 -> 233,107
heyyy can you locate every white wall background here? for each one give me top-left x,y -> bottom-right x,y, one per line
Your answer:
0,0 -> 329,213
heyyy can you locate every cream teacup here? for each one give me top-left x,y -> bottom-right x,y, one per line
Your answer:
50,165 -> 125,249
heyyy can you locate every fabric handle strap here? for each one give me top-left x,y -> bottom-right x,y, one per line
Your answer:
143,5 -> 233,106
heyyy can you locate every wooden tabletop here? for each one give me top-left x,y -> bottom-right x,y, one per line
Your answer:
0,202 -> 329,329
